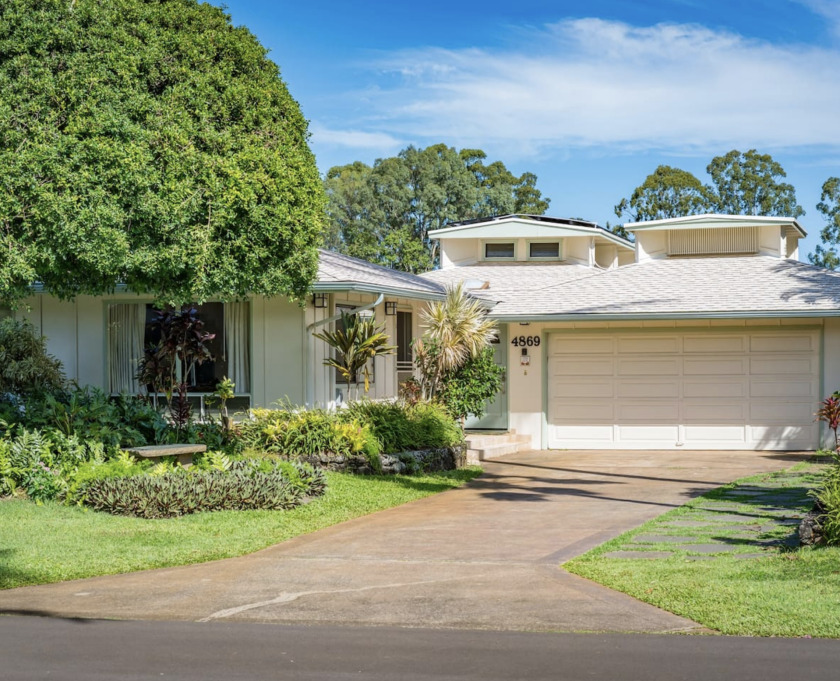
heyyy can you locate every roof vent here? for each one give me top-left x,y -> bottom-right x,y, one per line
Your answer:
668,227 -> 758,256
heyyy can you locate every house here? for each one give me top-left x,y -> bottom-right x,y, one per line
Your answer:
421,213 -> 840,451
13,212 -> 840,452
13,250 -> 446,415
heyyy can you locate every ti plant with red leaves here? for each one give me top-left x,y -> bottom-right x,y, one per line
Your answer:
816,392 -> 840,451
138,306 -> 215,434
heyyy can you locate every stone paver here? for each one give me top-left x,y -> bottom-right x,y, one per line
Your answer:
604,463 -> 818,562
604,551 -> 674,559
631,535 -> 699,543
0,449 -> 809,633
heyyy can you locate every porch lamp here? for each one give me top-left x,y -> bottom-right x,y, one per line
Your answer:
385,301 -> 398,316
312,293 -> 328,309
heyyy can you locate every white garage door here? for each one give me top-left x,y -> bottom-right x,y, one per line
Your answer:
547,329 -> 820,450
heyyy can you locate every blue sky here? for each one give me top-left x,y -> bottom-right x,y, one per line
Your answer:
222,0 -> 840,260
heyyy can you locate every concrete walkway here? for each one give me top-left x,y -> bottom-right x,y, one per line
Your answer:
0,450 -> 807,633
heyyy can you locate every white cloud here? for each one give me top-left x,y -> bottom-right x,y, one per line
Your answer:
796,0 -> 840,35
309,124 -> 402,151
327,18 -> 840,159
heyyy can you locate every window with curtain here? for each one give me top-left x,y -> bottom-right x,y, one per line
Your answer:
107,302 -> 250,394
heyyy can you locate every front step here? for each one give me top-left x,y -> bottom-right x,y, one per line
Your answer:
464,431 -> 532,464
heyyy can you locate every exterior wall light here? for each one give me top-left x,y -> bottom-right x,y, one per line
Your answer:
385,301 -> 398,315
313,293 -> 328,308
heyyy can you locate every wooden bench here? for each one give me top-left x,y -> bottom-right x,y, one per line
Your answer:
123,444 -> 207,467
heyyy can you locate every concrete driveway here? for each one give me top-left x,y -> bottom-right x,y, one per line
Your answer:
0,449 -> 806,633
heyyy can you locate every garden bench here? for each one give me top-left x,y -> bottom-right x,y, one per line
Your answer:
123,444 -> 207,467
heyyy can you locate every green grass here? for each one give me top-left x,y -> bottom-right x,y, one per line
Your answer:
0,468 -> 482,590
566,461 -> 840,638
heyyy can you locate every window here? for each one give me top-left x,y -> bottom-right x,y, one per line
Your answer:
484,242 -> 515,259
529,242 -> 561,259
396,311 -> 413,382
108,302 -> 250,395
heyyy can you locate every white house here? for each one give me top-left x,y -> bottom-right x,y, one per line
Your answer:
13,213 -> 840,452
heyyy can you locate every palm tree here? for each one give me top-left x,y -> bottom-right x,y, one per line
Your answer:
314,311 -> 395,400
414,283 -> 497,399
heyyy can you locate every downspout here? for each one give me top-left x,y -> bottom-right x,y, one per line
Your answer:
306,293 -> 385,330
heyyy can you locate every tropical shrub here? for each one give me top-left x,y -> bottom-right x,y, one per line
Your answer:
816,392 -> 840,451
437,346 -> 504,425
4,387 -> 168,448
79,459 -> 326,519
812,451 -> 840,545
340,400 -> 463,454
241,407 -> 381,460
0,426 -> 113,501
313,311 -> 395,398
0,318 -> 66,397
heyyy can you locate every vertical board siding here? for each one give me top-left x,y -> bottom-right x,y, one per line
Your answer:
668,227 -> 758,256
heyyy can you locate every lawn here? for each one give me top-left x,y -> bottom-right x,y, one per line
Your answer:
565,461 -> 840,638
0,467 -> 481,590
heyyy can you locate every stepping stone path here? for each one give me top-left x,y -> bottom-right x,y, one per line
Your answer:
603,465 -> 820,562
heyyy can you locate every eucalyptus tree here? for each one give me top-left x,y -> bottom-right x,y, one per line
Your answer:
614,165 -> 714,222
324,145 -> 550,272
809,177 -> 840,270
707,149 -> 804,218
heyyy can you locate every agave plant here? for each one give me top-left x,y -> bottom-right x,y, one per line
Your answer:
314,311 -> 395,400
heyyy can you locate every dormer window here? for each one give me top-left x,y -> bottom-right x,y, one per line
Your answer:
529,241 -> 561,260
484,242 -> 515,259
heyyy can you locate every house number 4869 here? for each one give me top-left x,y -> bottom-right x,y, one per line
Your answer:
511,335 -> 540,347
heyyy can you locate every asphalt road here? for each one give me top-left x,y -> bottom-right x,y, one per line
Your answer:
1,616 -> 838,681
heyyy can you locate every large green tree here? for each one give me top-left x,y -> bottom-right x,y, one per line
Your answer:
324,145 -> 550,272
809,177 -> 840,270
0,0 -> 324,306
614,165 -> 714,222
706,149 -> 804,218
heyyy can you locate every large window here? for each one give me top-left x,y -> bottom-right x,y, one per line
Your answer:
108,302 -> 250,395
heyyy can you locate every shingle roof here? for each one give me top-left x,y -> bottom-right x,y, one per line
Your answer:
419,262 -> 596,303
489,256 -> 840,319
316,250 -> 445,298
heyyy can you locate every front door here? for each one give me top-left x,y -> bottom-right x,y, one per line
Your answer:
465,326 -> 508,430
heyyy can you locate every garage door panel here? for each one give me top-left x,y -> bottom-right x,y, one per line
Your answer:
751,356 -> 816,375
750,379 -> 817,398
618,358 -> 679,376
616,402 -> 679,421
550,402 -> 614,422
550,380 -> 614,399
684,335 -> 746,353
552,425 -> 615,441
683,357 -> 748,375
684,425 -> 747,442
751,334 -> 816,353
750,425 -> 817,446
617,336 -> 679,354
750,402 -> 815,422
551,336 -> 613,354
617,380 -> 679,399
683,379 -> 746,398
551,359 -> 614,376
617,425 -> 680,441
683,403 -> 747,421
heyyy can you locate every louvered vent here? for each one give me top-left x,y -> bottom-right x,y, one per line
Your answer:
668,227 -> 758,256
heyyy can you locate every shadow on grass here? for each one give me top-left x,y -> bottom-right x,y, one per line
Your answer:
0,549 -> 53,592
